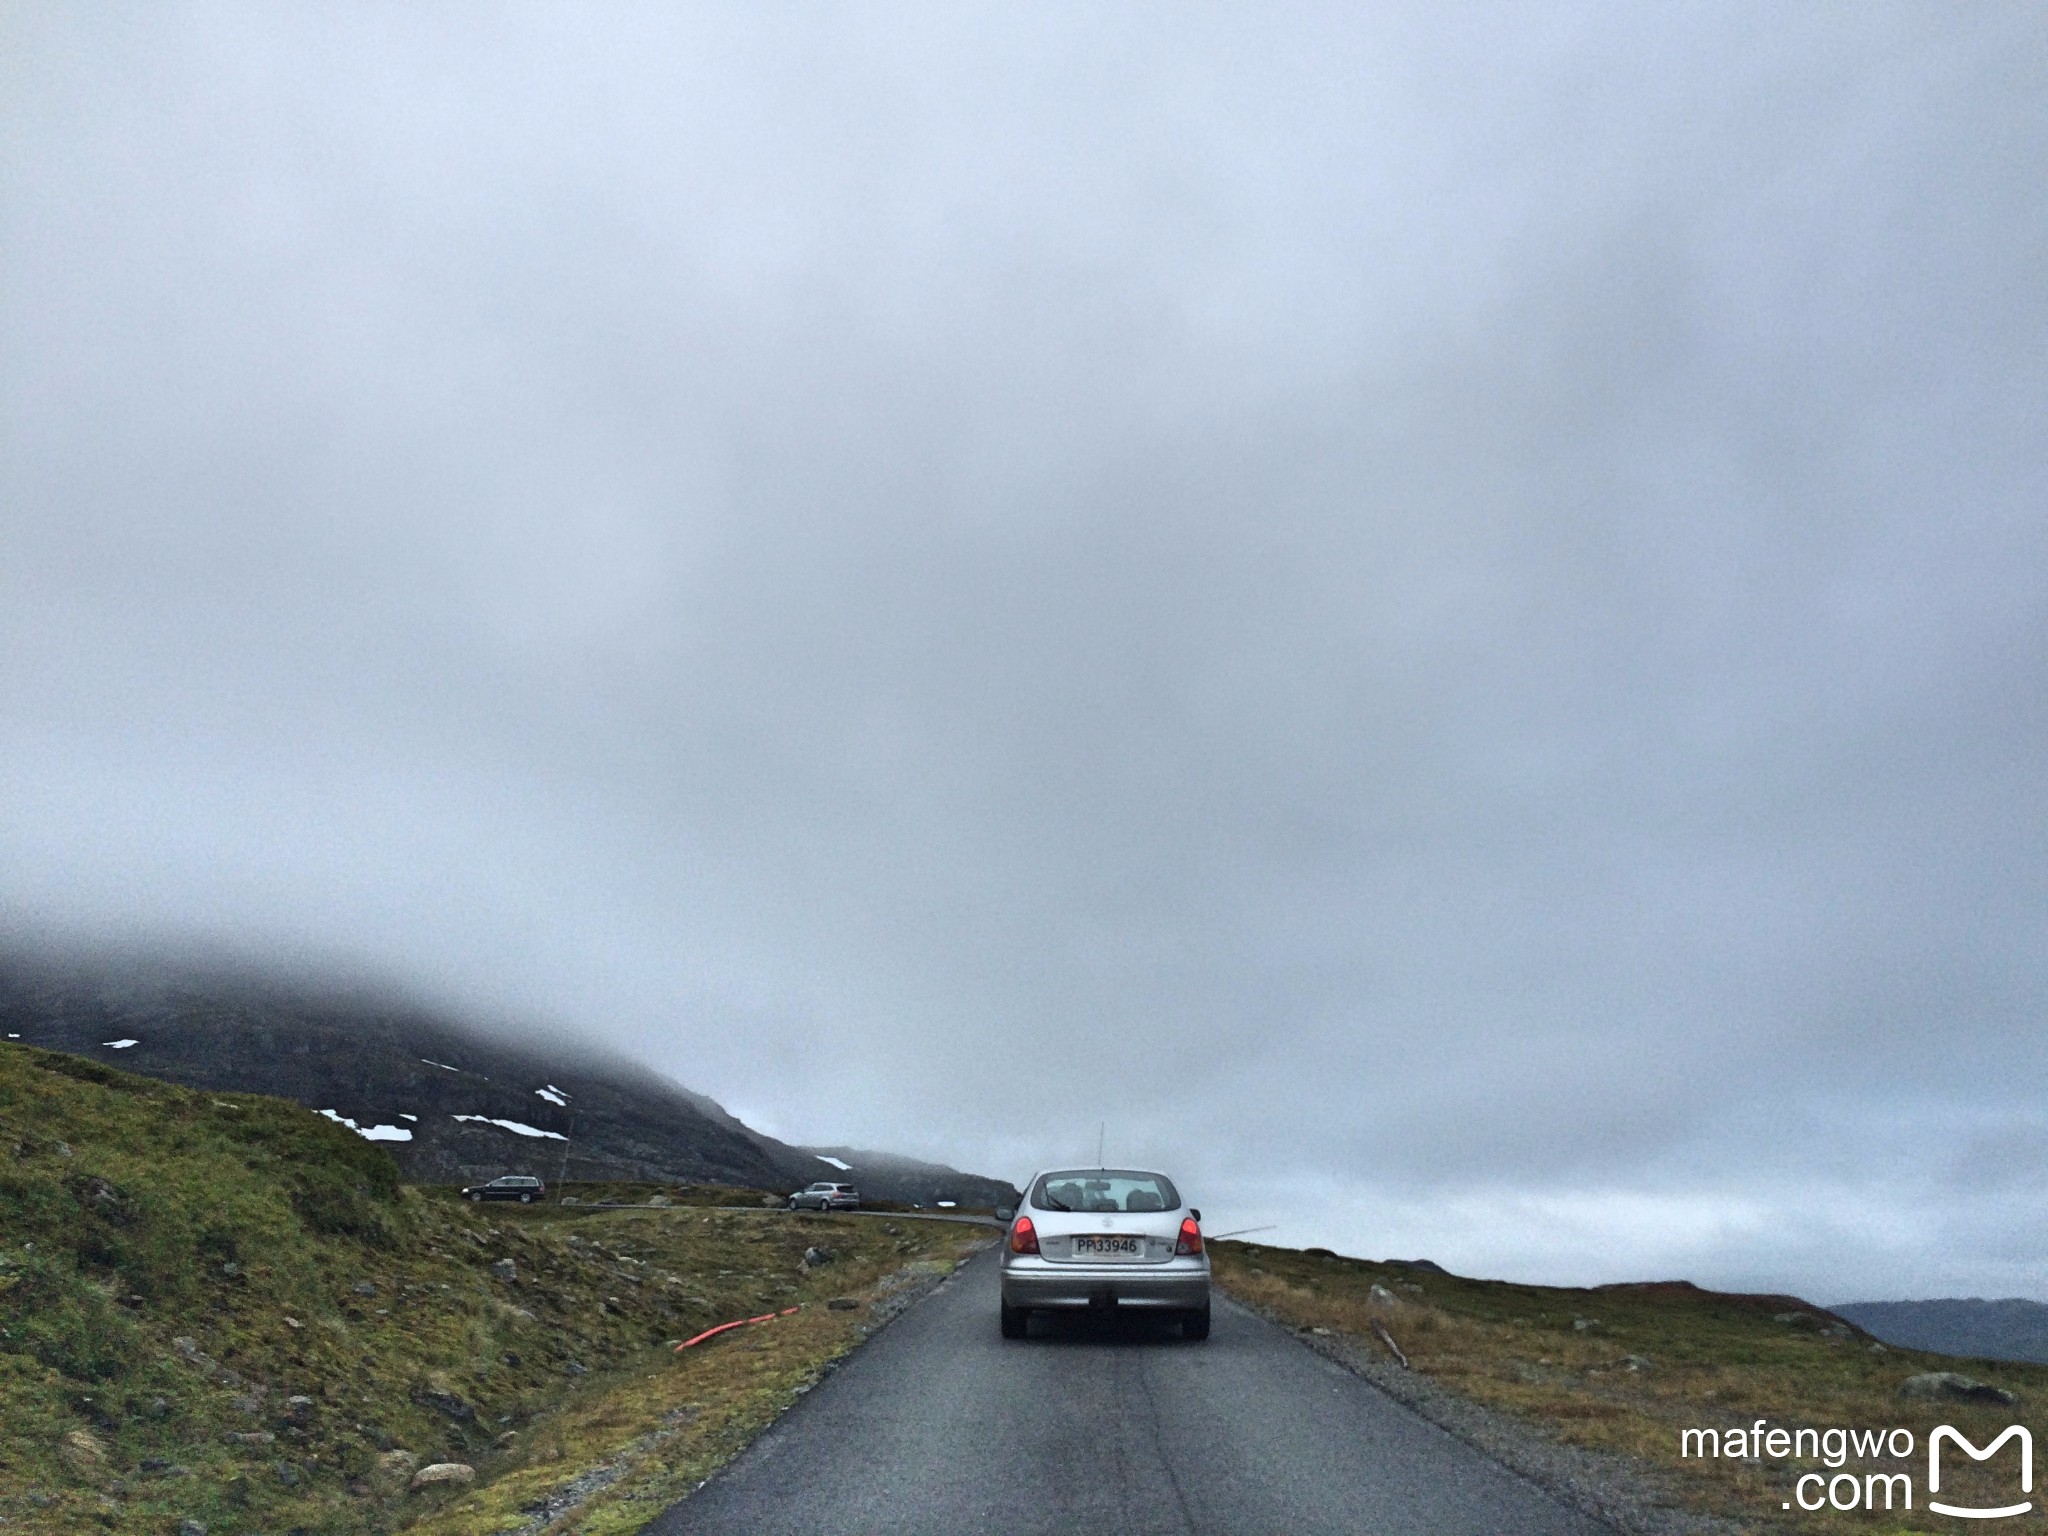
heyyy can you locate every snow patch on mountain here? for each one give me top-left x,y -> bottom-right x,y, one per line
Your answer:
453,1113 -> 567,1141
319,1108 -> 413,1142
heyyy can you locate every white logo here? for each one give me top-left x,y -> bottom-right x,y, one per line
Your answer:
1929,1425 -> 2032,1520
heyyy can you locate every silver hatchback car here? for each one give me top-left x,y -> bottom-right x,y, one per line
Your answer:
1000,1168 -> 1210,1340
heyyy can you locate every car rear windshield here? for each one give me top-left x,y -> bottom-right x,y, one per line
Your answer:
1031,1170 -> 1179,1214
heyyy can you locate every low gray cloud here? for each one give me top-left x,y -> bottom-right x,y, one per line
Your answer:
3,3 -> 2043,1296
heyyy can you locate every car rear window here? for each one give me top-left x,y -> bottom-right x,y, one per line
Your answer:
1031,1170 -> 1179,1214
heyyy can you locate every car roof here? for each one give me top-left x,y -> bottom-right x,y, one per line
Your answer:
1026,1167 -> 1176,1182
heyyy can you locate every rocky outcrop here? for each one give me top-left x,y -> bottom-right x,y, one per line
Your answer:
1898,1371 -> 2017,1405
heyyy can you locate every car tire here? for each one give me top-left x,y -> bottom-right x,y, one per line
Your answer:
1182,1304 -> 1211,1341
466,1192 -> 479,1201
1000,1301 -> 1027,1340
520,1193 -> 532,1203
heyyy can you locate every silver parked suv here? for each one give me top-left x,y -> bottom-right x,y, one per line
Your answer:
787,1181 -> 860,1211
999,1168 -> 1209,1340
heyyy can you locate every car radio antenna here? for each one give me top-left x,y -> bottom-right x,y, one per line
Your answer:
1097,1121 -> 1104,1169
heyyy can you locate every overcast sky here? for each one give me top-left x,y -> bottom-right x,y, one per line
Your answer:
3,4 -> 2044,1301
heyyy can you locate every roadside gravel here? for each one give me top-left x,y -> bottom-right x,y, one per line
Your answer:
1228,1292 -> 1754,1536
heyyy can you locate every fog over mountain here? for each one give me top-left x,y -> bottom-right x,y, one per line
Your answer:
2,5 -> 2043,1299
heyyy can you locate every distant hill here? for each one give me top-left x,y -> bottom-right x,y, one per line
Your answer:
0,953 -> 1017,1206
800,1145 -> 1018,1211
1832,1297 -> 2048,1365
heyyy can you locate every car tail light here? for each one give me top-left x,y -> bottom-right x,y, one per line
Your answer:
1175,1217 -> 1203,1256
1009,1215 -> 1040,1255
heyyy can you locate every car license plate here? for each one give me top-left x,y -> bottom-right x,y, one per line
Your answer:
1073,1235 -> 1143,1260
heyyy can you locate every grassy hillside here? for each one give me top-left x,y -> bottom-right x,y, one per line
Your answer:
0,1042 -> 985,1534
1215,1243 -> 2046,1533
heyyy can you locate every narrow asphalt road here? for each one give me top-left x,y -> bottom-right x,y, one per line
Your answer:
646,1246 -> 1608,1536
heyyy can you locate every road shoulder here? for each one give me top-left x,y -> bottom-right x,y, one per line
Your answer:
400,1218 -> 994,1535
1218,1286 -> 1749,1536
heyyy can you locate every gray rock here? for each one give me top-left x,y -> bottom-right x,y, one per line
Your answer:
490,1257 -> 517,1282
802,1246 -> 834,1268
1571,1317 -> 1600,1332
352,1281 -> 377,1296
409,1461 -> 476,1491
1899,1371 -> 2016,1405
1369,1284 -> 1398,1304
827,1297 -> 861,1311
177,1521 -> 207,1536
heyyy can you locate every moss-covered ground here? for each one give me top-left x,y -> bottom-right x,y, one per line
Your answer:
1214,1242 -> 2048,1533
0,1042 -> 984,1534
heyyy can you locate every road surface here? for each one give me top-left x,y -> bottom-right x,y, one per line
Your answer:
647,1245 -> 1607,1535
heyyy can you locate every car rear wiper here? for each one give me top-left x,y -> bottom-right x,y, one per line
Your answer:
1041,1197 -> 1072,1211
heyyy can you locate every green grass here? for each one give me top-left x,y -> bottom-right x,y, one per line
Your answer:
1214,1242 -> 2048,1533
0,1042 -> 984,1534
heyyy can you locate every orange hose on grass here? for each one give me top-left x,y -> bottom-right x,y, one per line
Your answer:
675,1305 -> 803,1351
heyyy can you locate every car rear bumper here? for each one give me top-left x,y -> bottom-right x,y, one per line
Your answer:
1001,1258 -> 1210,1311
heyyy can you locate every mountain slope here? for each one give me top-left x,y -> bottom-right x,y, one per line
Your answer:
1832,1297 -> 2048,1365
0,954 -> 1017,1205
0,1039 -> 981,1535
